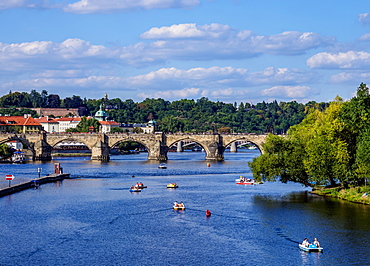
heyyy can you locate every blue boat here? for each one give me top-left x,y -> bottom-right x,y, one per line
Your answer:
299,244 -> 323,252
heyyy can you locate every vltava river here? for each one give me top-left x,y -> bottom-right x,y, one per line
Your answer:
0,150 -> 369,265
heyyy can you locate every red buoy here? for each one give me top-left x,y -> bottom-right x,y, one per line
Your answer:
206,209 -> 211,217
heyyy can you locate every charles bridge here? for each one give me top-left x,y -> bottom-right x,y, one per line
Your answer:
0,132 -> 269,162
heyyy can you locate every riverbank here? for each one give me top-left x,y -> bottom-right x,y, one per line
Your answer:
311,186 -> 370,205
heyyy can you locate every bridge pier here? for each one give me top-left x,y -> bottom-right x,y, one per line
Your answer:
177,141 -> 183,152
33,140 -> 53,161
91,141 -> 110,162
147,140 -> 168,161
205,140 -> 225,161
230,142 -> 237,152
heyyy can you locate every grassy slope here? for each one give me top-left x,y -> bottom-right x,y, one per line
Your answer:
311,186 -> 370,205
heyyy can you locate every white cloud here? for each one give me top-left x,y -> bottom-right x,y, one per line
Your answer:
30,70 -> 91,78
359,13 -> 370,24
0,24 -> 333,76
0,0 -> 35,9
63,0 -> 200,14
1,66 -> 319,102
330,72 -> 370,83
138,87 -> 202,100
137,87 -> 249,100
307,51 -> 370,69
2,76 -> 135,90
0,38 -> 119,72
140,23 -> 235,39
138,25 -> 334,58
261,86 -> 317,98
358,33 -> 370,42
245,67 -> 317,85
122,66 -> 317,91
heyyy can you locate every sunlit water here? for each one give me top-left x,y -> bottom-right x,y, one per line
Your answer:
0,150 -> 369,265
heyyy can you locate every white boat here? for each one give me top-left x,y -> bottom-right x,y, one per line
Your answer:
11,151 -> 26,163
158,163 -> 167,169
299,244 -> 323,252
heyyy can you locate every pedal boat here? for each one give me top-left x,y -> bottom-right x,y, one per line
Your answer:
167,183 -> 178,188
299,244 -> 323,252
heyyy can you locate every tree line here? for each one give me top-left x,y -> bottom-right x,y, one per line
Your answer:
249,83 -> 370,188
0,90 -> 329,134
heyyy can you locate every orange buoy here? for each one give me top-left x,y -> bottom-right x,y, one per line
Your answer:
207,163 -> 211,167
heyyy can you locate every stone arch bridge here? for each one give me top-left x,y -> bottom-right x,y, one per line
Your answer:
0,132 -> 270,162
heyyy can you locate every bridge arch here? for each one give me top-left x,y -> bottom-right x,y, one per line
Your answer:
47,136 -> 95,152
0,135 -> 36,159
223,139 -> 263,153
109,138 -> 151,156
167,137 -> 213,159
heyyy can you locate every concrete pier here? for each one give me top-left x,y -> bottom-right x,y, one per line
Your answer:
0,173 -> 70,198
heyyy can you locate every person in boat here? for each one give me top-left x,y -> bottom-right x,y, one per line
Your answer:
302,238 -> 309,247
173,201 -> 179,207
313,238 -> 320,247
179,201 -> 184,208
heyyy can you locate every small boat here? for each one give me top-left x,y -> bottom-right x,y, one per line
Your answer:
135,183 -> 147,189
173,201 -> 185,210
236,178 -> 255,185
299,244 -> 323,252
158,163 -> 167,169
11,151 -> 26,163
129,186 -> 142,192
167,183 -> 178,188
192,146 -> 202,152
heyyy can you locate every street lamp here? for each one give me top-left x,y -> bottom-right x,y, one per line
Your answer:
37,167 -> 42,178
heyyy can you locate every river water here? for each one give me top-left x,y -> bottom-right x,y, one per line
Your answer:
0,150 -> 369,266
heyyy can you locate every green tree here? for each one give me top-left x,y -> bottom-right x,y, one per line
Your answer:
133,127 -> 143,133
249,97 -> 350,187
0,143 -> 12,159
111,127 -> 124,133
66,117 -> 100,132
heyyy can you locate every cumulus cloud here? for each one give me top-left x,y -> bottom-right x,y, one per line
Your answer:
137,87 -> 250,100
0,0 -> 36,9
358,33 -> 370,42
2,75 -> 135,90
138,87 -> 202,100
307,51 -> 370,69
330,72 -> 370,83
359,13 -> 370,24
0,38 -> 120,72
1,65 -> 318,102
261,86 -> 318,99
140,23 -> 236,39
139,24 -> 334,58
245,67 -> 317,85
122,66 -> 318,91
63,0 -> 200,14
0,24 -> 334,75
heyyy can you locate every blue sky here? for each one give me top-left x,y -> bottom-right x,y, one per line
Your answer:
0,0 -> 370,104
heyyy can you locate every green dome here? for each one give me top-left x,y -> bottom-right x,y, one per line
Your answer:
95,104 -> 107,121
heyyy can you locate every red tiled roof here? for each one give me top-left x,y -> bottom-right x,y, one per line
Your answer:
36,117 -> 59,123
0,116 -> 42,126
99,121 -> 120,126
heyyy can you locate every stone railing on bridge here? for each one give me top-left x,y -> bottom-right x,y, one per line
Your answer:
0,132 -> 269,162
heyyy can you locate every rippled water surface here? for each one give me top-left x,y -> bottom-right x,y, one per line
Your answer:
1,150 -> 369,265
